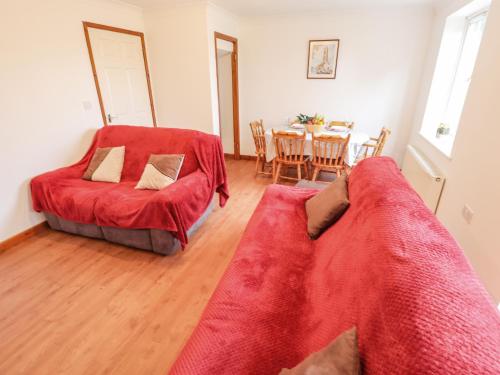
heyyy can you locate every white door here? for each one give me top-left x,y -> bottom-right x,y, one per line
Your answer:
88,28 -> 154,126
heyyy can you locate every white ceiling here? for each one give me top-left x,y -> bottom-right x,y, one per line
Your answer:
122,0 -> 446,15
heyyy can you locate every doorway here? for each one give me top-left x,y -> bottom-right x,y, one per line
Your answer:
83,22 -> 157,127
214,32 -> 240,159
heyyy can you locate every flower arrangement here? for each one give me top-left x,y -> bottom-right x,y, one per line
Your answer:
295,113 -> 325,125
294,114 -> 325,133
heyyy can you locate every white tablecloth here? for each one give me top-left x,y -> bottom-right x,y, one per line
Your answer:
265,127 -> 370,167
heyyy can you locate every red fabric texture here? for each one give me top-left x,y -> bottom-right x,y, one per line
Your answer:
31,125 -> 229,247
170,157 -> 500,374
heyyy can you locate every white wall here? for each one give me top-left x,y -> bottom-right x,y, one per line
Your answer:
409,0 -> 500,302
217,52 -> 234,153
0,0 -> 145,242
144,2 -> 214,134
238,7 -> 434,161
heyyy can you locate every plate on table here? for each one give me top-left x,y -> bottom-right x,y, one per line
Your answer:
325,125 -> 349,133
290,123 -> 305,130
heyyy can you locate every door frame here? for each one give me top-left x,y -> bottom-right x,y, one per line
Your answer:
214,32 -> 240,160
82,21 -> 157,127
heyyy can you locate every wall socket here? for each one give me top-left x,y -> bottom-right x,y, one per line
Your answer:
82,101 -> 92,112
462,205 -> 474,224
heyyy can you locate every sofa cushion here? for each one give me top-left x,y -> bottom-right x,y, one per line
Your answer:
305,175 -> 350,239
31,176 -> 117,224
82,146 -> 125,183
94,170 -> 211,238
170,184 -> 317,374
279,327 -> 359,375
135,154 -> 184,190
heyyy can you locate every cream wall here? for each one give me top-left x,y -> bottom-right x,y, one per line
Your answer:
0,0 -> 145,242
144,2 -> 214,134
409,0 -> 500,302
238,7 -> 434,161
144,1 -> 240,135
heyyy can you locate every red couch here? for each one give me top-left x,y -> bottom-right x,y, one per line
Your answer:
170,157 -> 500,374
31,126 -> 229,252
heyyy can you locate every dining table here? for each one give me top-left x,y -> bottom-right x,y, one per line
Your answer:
265,126 -> 370,167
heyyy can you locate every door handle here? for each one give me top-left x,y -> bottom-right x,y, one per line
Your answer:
107,114 -> 114,123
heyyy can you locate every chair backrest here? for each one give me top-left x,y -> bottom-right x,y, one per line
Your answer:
311,134 -> 351,168
272,130 -> 307,164
374,127 -> 391,156
250,120 -> 266,156
329,121 -> 354,130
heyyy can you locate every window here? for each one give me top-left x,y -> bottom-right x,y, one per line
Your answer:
420,3 -> 489,157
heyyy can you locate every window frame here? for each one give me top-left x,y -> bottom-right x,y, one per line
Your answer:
419,7 -> 488,158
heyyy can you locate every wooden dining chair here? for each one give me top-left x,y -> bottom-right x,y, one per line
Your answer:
250,120 -> 274,177
356,127 -> 392,163
328,121 -> 355,130
311,134 -> 351,181
272,130 -> 308,184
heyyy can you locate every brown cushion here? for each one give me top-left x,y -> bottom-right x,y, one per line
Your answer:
305,175 -> 350,239
82,146 -> 125,183
135,154 -> 184,190
280,327 -> 360,375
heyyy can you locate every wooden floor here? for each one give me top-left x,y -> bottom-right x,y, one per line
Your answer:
0,159 -> 276,375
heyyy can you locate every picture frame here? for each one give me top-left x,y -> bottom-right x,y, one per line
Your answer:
307,39 -> 340,79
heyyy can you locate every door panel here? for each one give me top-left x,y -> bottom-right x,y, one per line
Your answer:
88,28 -> 153,126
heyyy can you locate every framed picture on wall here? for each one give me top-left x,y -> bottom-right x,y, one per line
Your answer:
307,39 -> 340,79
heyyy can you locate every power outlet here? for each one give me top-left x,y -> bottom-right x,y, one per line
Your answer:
82,101 -> 92,111
462,205 -> 474,224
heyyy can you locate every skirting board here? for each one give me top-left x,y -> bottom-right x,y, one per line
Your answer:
224,153 -> 257,161
0,221 -> 49,252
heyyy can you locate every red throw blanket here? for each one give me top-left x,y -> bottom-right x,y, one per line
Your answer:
31,125 -> 229,247
170,157 -> 500,374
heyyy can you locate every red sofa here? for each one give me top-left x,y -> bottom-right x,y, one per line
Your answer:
170,157 -> 500,374
31,125 -> 229,254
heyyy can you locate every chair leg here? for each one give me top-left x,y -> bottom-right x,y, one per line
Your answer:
261,156 -> 266,172
255,156 -> 261,174
304,163 -> 309,180
312,167 -> 319,182
272,159 -> 276,179
297,164 -> 302,181
274,163 -> 282,184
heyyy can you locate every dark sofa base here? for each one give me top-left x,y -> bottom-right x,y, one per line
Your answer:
43,201 -> 213,256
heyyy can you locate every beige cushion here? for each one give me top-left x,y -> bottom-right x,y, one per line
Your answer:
82,146 -> 125,183
135,154 -> 184,190
305,175 -> 350,239
280,327 -> 360,375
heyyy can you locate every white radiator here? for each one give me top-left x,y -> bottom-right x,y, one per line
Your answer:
402,145 -> 445,214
